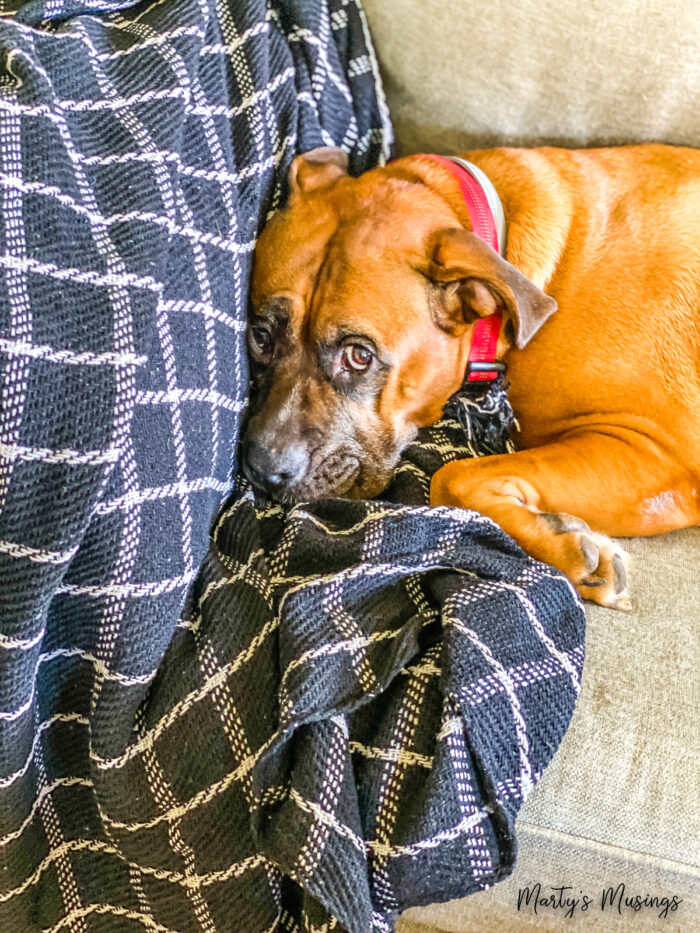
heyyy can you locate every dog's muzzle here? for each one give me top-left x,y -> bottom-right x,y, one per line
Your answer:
241,438 -> 309,497
241,434 -> 364,502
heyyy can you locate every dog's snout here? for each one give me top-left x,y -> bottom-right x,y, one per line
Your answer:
243,438 -> 309,491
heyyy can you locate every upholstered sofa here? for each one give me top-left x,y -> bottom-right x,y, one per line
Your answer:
362,1 -> 700,930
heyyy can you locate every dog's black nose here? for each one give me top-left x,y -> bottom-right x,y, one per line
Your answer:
242,439 -> 308,491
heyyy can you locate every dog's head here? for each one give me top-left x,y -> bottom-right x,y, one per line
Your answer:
242,147 -> 556,502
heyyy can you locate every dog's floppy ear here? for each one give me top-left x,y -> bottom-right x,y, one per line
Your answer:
426,228 -> 557,348
288,146 -> 349,195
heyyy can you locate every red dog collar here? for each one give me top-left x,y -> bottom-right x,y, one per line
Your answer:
427,154 -> 506,383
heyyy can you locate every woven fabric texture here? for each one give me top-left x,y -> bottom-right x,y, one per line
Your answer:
0,0 -> 584,929
165,384 -> 586,932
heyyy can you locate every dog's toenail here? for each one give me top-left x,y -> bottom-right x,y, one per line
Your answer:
580,535 -> 599,573
613,553 -> 627,593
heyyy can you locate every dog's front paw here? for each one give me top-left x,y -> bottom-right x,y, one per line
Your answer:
539,512 -> 632,610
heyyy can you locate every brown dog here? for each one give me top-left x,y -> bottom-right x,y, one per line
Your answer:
244,144 -> 700,609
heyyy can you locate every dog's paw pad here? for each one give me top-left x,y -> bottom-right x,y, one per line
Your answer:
540,511 -> 632,610
580,534 -> 631,610
614,593 -> 633,612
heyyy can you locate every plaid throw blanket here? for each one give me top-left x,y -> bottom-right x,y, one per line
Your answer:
0,0 -> 584,929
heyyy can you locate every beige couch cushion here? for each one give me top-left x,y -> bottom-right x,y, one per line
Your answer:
363,0 -> 700,155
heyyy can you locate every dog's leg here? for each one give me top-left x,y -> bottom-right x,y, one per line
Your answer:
430,433 -> 699,609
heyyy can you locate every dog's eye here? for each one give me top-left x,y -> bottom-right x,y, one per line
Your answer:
340,344 -> 373,373
249,323 -> 274,358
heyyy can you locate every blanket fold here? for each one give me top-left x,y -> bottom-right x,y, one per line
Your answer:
131,384 -> 584,932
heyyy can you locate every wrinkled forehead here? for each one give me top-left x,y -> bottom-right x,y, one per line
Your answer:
250,193 -> 339,307
251,178 -> 444,348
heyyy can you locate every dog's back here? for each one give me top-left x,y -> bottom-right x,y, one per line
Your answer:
464,145 -> 700,472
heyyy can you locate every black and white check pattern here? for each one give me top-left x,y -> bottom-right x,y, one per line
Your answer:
0,0 -> 584,929
153,383 -> 585,933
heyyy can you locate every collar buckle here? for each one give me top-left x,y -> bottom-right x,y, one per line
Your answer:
464,312 -> 505,384
466,360 -> 507,382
